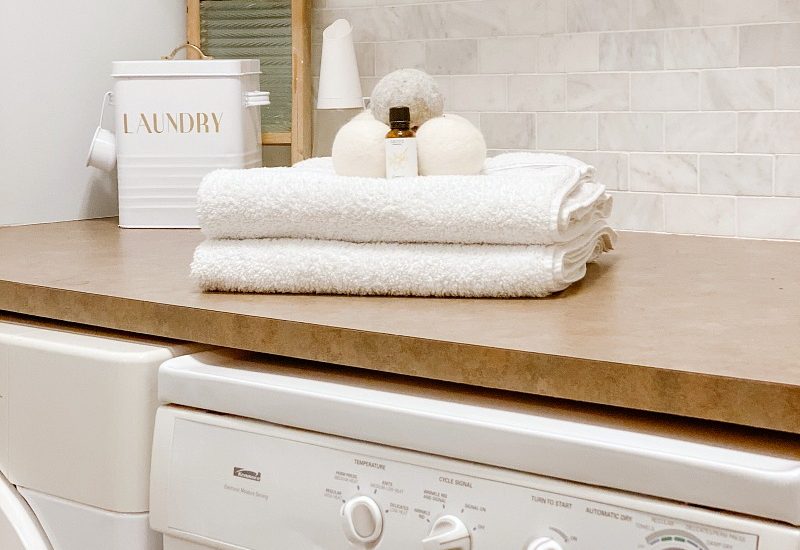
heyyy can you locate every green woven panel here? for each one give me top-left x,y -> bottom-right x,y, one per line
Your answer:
200,0 -> 292,134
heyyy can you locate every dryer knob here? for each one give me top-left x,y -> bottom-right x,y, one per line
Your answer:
341,496 -> 383,545
526,537 -> 564,550
422,515 -> 471,550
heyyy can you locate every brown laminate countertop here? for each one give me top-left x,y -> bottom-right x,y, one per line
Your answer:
0,218 -> 798,433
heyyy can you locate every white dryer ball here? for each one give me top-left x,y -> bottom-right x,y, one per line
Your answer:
416,115 -> 487,176
370,69 -> 444,128
351,109 -> 376,122
332,117 -> 390,177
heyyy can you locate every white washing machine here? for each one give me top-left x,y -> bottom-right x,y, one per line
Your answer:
0,315 -> 205,550
150,350 -> 800,549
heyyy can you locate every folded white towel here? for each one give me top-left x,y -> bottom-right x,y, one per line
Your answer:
294,152 -> 592,177
482,152 -> 592,175
198,153 -> 611,245
190,223 -> 616,298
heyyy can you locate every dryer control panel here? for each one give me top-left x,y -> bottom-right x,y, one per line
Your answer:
149,407 -> 800,550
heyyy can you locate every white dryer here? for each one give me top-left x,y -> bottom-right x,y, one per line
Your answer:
0,314 -> 205,550
151,350 -> 800,550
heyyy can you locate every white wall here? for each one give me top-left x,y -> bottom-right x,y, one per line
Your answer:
315,0 -> 800,241
0,2 -> 185,226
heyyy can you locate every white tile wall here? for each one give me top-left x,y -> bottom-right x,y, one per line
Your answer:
630,72 -> 699,111
702,0 -> 776,26
607,192 -> 664,231
480,113 -> 535,149
665,113 -> 737,152
537,113 -> 598,150
739,23 -> 800,66
478,36 -> 538,73
425,39 -> 477,74
664,27 -> 738,69
448,75 -> 507,111
567,73 -> 629,111
539,33 -> 599,72
632,0 -> 700,29
570,151 -> 629,190
699,155 -> 773,195
700,69 -> 775,111
314,0 -> 800,240
776,68 -> 800,108
508,75 -> 565,111
738,198 -> 800,239
567,0 -> 628,32
779,0 -> 800,20
599,31 -> 664,71
629,153 -> 697,193
599,113 -> 663,151
775,155 -> 800,196
508,0 -> 565,35
664,194 -> 737,236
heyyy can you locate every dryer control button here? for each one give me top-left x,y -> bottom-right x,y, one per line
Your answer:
526,537 -> 564,550
341,496 -> 383,545
422,515 -> 471,550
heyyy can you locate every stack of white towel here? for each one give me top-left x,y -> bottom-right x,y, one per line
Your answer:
191,153 -> 616,297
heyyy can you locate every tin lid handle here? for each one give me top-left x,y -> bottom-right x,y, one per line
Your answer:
161,43 -> 214,60
244,91 -> 271,108
96,91 -> 113,130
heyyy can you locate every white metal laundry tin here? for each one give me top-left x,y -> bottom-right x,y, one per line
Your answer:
109,57 -> 269,228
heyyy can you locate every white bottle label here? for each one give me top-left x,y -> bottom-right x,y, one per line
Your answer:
385,137 -> 418,178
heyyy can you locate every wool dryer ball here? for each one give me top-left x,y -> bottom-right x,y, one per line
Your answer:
370,69 -> 444,128
416,114 -> 487,176
332,115 -> 391,177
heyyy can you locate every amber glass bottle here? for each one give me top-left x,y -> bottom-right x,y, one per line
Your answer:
385,106 -> 419,178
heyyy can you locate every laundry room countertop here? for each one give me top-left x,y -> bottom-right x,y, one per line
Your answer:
0,218 -> 798,433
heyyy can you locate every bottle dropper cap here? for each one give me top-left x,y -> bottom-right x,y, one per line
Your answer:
389,106 -> 411,125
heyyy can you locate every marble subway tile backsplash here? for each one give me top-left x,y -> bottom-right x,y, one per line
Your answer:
506,0 -> 565,35
570,151 -> 629,190
701,0 -> 777,26
425,39 -> 477,75
665,113 -> 737,153
539,33 -> 599,72
700,69 -> 775,111
775,155 -> 800,197
664,194 -> 737,237
739,23 -> 800,67
629,154 -> 698,193
567,0 -> 628,32
537,113 -> 598,150
699,155 -> 774,196
313,0 -> 800,240
776,68 -> 800,108
374,41 -> 425,74
507,75 -> 565,111
739,112 -> 800,154
631,0 -> 700,29
664,27 -> 738,69
599,113 -> 664,152
738,198 -> 800,239
478,36 -> 538,73
566,73 -> 629,111
630,72 -> 699,111
607,192 -> 665,232
448,75 -> 507,111
480,113 -> 535,149
599,31 -> 664,71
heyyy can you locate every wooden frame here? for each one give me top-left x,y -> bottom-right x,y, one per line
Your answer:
187,0 -> 313,163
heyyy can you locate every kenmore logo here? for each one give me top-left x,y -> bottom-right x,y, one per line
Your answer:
233,467 -> 261,482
